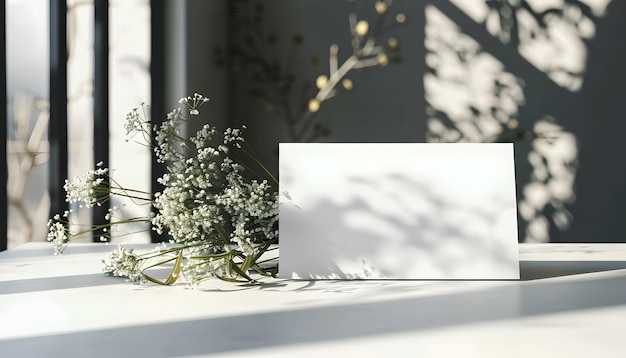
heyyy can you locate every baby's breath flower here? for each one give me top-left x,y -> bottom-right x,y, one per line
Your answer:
179,93 -> 209,116
50,93 -> 278,286
102,246 -> 144,283
46,218 -> 69,255
223,127 -> 246,149
64,166 -> 110,207
125,109 -> 139,133
123,105 -> 150,142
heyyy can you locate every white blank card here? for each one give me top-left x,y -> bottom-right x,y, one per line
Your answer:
279,143 -> 520,280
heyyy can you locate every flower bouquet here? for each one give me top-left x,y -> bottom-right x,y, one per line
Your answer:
47,94 -> 279,285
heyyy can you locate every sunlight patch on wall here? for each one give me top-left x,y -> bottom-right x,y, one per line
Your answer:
425,5 -> 525,143
449,0 -> 611,92
424,4 -> 579,243
67,0 -> 96,242
520,118 -> 577,242
6,0 -> 50,248
108,0 -> 151,244
6,0 -> 151,247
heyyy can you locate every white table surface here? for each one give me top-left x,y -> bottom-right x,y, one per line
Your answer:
1,242 -> 626,357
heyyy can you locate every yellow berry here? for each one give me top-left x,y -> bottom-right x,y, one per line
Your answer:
375,1 -> 388,14
342,79 -> 354,91
308,99 -> 321,112
388,37 -> 399,50
355,20 -> 369,36
316,75 -> 329,89
377,53 -> 389,66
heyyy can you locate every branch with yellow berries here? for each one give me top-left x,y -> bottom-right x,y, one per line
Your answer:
299,0 -> 406,141
217,0 -> 406,143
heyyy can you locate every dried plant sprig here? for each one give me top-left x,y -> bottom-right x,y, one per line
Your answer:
219,0 -> 405,143
296,0 -> 406,141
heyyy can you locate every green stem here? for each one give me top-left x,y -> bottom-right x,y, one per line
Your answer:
241,146 -> 278,184
70,217 -> 151,237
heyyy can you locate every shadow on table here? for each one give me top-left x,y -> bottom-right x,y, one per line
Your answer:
3,272 -> 626,357
520,260 -> 626,280
5,259 -> 622,296
0,268 -> 173,295
0,244 -> 156,259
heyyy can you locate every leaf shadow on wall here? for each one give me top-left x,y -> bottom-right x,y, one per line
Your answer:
279,172 -> 518,280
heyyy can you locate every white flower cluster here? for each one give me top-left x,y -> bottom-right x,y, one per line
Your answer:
153,108 -> 187,164
46,214 -> 69,255
223,126 -> 246,148
179,93 -> 210,115
151,94 -> 277,282
124,106 -> 148,139
150,97 -> 278,280
102,245 -> 144,283
49,93 -> 278,285
215,173 -> 278,256
63,162 -> 109,208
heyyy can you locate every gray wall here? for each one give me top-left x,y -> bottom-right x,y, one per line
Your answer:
173,0 -> 625,243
